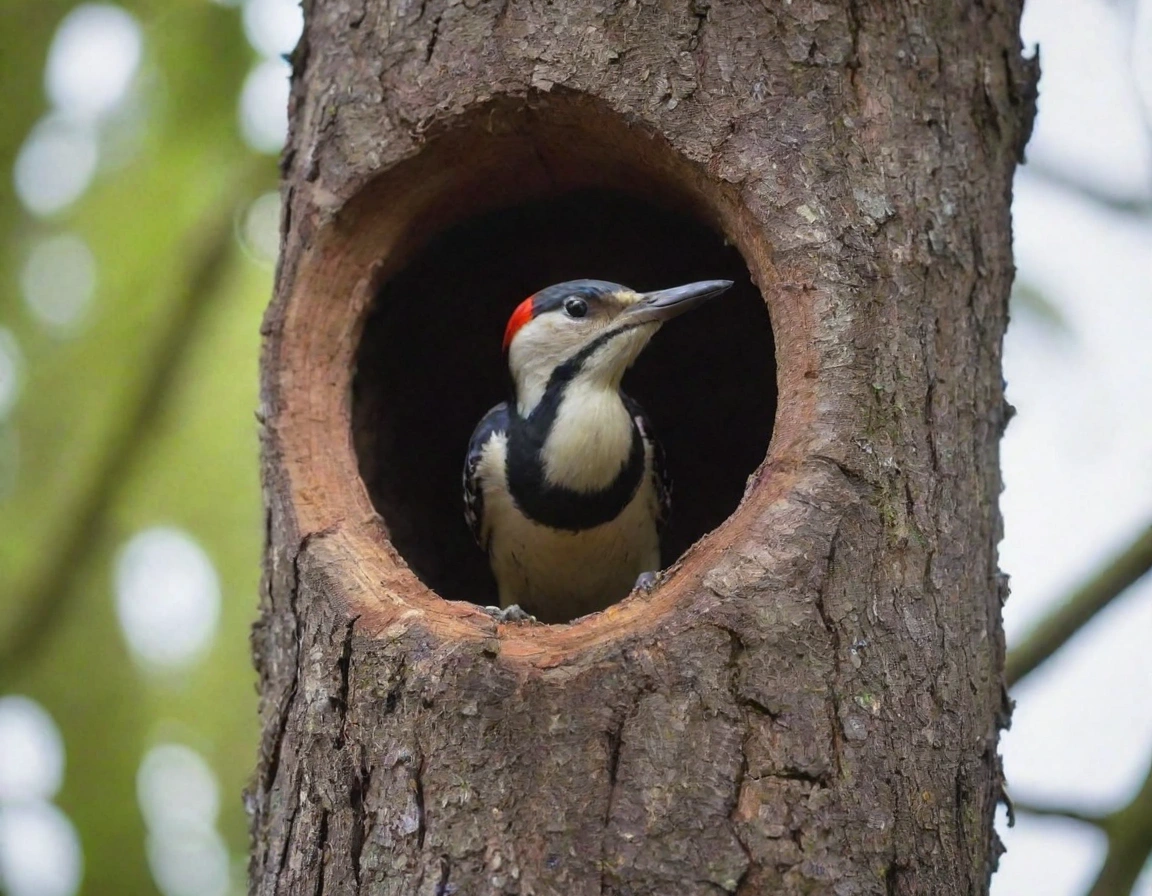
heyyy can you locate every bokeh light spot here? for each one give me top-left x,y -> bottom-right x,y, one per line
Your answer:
0,803 -> 83,896
13,117 -> 99,217
21,234 -> 97,333
242,0 -> 303,59
114,527 -> 221,671
241,191 -> 281,266
146,828 -> 230,896
1133,857 -> 1152,896
0,696 -> 65,804
137,744 -> 219,834
238,59 -> 290,154
45,4 -> 143,121
137,744 -> 229,896
0,329 -> 25,422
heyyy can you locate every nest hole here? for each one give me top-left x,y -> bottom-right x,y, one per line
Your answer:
352,187 -> 776,612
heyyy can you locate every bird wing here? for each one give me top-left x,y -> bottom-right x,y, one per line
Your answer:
463,402 -> 510,548
623,394 -> 671,532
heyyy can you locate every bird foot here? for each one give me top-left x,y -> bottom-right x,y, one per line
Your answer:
482,604 -> 537,623
634,571 -> 660,592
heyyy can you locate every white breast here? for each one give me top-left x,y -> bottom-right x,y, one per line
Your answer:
541,381 -> 635,492
477,434 -> 660,622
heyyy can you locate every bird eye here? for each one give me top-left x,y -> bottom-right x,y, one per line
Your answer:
563,297 -> 588,318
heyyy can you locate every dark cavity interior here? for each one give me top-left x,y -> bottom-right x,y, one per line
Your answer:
353,189 -> 776,612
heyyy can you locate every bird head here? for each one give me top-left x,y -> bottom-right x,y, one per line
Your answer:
503,278 -> 733,414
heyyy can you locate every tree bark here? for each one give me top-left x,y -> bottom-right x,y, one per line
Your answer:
251,2 -> 1037,894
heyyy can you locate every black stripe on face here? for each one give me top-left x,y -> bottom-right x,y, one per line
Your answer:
504,323 -> 647,532
543,321 -> 646,393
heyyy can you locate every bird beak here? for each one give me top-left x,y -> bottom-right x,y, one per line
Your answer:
622,279 -> 734,324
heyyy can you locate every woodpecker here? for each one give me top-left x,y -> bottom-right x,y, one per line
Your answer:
463,278 -> 733,623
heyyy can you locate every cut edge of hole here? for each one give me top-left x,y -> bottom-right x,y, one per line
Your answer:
267,91 -> 819,663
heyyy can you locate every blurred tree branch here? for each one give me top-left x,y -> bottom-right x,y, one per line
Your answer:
1007,517 -> 1152,894
1014,762 -> 1152,896
1086,761 -> 1152,896
0,165 -> 269,683
1022,160 -> 1152,217
1013,799 -> 1107,829
1006,521 -> 1152,687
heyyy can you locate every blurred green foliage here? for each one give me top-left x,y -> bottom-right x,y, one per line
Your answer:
0,0 -> 278,892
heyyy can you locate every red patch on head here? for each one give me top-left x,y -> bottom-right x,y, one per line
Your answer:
502,297 -> 535,351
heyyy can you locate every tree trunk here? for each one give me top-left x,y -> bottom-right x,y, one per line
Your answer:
250,2 -> 1037,894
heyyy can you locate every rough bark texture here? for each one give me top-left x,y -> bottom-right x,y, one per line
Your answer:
251,2 -> 1037,895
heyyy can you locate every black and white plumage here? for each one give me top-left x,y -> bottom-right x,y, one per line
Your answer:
463,278 -> 731,623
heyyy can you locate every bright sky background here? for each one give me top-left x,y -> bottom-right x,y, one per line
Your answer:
994,0 -> 1152,892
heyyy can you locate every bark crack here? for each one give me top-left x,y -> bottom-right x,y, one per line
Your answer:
434,856 -> 452,896
425,12 -> 443,64
718,625 -> 759,707
599,676 -> 659,895
385,657 -> 406,714
728,745 -> 754,895
414,748 -> 427,850
313,809 -> 330,896
754,768 -> 830,787
604,717 -> 625,821
811,453 -> 874,492
687,0 -> 708,50
347,0 -> 365,28
814,525 -> 846,780
349,755 -> 369,891
266,526 -> 338,795
599,714 -> 626,895
720,627 -> 756,892
736,694 -> 778,721
884,860 -> 905,896
265,528 -> 339,893
924,379 -> 941,473
262,528 -> 320,796
334,615 -> 360,749
265,602 -> 300,789
846,0 -> 863,92
273,769 -> 303,896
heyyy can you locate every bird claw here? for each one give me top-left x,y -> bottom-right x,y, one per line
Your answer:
634,571 -> 659,592
482,604 -> 537,623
